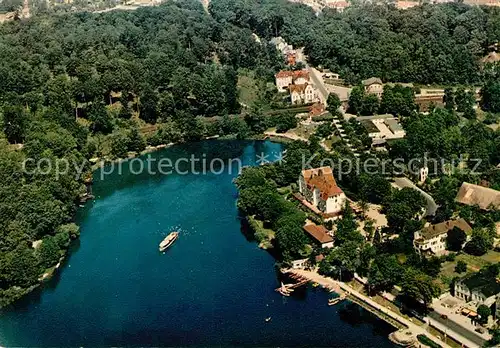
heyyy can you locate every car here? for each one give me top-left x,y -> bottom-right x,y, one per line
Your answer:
440,314 -> 448,319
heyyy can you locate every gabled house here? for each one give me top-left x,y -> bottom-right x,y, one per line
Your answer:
275,69 -> 311,92
299,167 -> 346,216
362,77 -> 383,98
454,273 -> 500,304
303,223 -> 334,249
413,218 -> 472,256
455,182 -> 500,211
290,83 -> 316,105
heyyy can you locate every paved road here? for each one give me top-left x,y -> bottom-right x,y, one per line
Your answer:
428,312 -> 486,347
393,177 -> 438,216
307,67 -> 329,105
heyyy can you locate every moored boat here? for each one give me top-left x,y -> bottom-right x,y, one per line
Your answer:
159,232 -> 179,252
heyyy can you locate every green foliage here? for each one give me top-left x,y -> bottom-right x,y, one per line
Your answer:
464,228 -> 494,256
477,304 -> 491,324
416,335 -> 441,348
401,268 -> 440,306
480,80 -> 500,113
275,112 -> 297,133
455,260 -> 467,274
446,226 -> 467,252
1,104 -> 28,144
379,84 -> 416,117
384,187 -> 426,233
335,203 -> 363,245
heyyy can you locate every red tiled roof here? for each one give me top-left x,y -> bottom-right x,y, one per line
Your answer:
275,69 -> 309,81
303,224 -> 333,244
302,167 -> 344,199
309,102 -> 325,116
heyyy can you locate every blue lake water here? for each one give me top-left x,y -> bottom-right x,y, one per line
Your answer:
0,140 -> 396,347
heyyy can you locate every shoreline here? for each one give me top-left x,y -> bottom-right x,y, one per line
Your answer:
284,269 -> 453,348
1,136 -> 273,309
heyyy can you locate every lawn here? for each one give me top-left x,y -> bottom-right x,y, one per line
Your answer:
438,251 -> 500,291
238,70 -> 260,108
290,123 -> 318,140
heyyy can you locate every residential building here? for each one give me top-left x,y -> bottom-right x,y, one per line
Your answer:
290,83 -> 316,105
274,69 -> 310,92
413,218 -> 472,256
292,258 -> 309,269
303,223 -> 334,248
299,166 -> 346,216
362,77 -> 383,98
455,182 -> 500,211
454,273 -> 500,304
357,114 -> 406,143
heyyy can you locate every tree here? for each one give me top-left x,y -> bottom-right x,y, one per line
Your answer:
139,86 -> 159,124
477,304 -> 490,325
127,127 -> 146,153
275,112 -> 297,133
455,260 -> 467,273
326,93 -> 341,114
360,94 -> 379,116
275,216 -> 307,261
244,107 -> 267,134
464,228 -> 493,256
455,87 -> 475,113
110,133 -> 129,158
401,268 -> 440,307
2,104 -> 28,144
347,86 -> 364,115
379,84 -> 416,117
335,203 -> 363,245
88,102 -> 113,134
480,80 -> 500,113
37,236 -> 60,269
443,88 -> 455,110
446,226 -> 467,252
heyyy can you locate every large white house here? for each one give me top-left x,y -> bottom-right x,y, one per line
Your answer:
290,83 -> 316,105
299,167 -> 346,217
454,273 -> 500,304
275,69 -> 310,92
413,218 -> 472,256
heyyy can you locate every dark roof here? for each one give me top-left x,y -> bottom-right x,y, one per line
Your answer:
459,273 -> 500,298
360,120 -> 379,133
419,218 -> 472,240
362,77 -> 382,86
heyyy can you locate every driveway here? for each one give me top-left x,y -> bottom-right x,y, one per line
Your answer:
393,177 -> 438,216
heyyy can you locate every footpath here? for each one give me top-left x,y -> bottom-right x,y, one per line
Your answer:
288,269 -> 481,348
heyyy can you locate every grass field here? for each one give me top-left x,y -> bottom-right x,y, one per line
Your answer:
438,250 -> 500,290
238,70 -> 260,108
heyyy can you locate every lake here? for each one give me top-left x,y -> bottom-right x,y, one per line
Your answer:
0,140 -> 396,347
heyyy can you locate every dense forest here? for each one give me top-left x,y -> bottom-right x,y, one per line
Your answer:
2,0 -> 500,309
211,0 -> 500,84
0,0 -> 284,306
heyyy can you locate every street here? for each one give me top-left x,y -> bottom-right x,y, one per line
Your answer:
428,311 -> 486,347
393,177 -> 438,216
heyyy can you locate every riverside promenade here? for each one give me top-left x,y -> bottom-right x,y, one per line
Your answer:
287,269 -> 466,348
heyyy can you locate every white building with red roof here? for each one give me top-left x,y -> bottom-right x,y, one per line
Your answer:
299,167 -> 346,217
275,69 -> 310,92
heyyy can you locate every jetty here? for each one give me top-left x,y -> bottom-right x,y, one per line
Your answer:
275,273 -> 309,296
284,269 -> 454,348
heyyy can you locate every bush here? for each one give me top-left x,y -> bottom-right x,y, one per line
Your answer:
455,260 -> 467,273
417,335 -> 441,348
